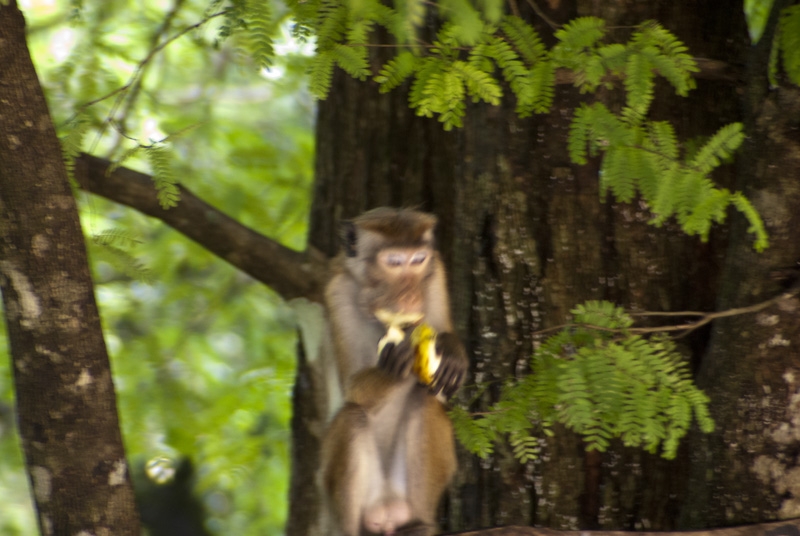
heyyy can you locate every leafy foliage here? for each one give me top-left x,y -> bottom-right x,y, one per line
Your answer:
456,301 -> 715,461
778,5 -> 800,85
147,144 -> 181,209
569,105 -> 767,249
299,1 -> 767,249
60,114 -> 91,185
90,229 -> 153,283
745,0 -> 776,44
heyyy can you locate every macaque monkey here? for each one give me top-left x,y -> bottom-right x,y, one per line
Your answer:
322,207 -> 468,536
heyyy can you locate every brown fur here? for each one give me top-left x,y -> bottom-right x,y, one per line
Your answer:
322,208 -> 467,536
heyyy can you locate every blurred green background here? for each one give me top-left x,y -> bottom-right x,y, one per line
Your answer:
0,1 -> 315,533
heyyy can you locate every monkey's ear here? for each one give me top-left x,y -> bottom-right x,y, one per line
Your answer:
340,221 -> 358,257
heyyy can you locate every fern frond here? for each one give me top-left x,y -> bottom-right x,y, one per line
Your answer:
600,146 -> 637,202
309,50 -> 336,99
452,60 -> 502,105
509,433 -> 540,463
408,58 -> 440,116
91,230 -> 152,283
553,17 -> 606,51
500,15 -> 546,65
567,104 -> 593,165
568,103 -> 633,164
438,0 -> 485,46
597,43 -> 628,74
645,121 -> 679,163
731,192 -> 770,251
649,164 -> 684,226
689,122 -> 744,174
242,0 -> 275,69
529,59 -> 555,114
450,406 -> 494,458
146,144 -> 180,209
622,50 -> 655,125
680,187 -> 731,241
572,300 -> 632,330
332,43 -> 370,81
482,36 -> 528,92
633,21 -> 697,95
408,55 -> 471,129
316,0 -> 348,50
346,18 -> 374,46
92,228 -> 143,248
107,145 -> 145,177
649,49 -> 696,97
392,0 -> 427,43
779,5 -> 800,85
61,115 -> 90,184
374,50 -> 419,93
434,69 -> 467,130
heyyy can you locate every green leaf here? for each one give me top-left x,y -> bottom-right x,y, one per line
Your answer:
744,0 -> 776,44
374,50 -> 419,92
690,122 -> 744,174
147,144 -> 180,209
309,50 -> 336,98
779,5 -> 800,84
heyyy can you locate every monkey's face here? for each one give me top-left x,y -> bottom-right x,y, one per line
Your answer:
363,245 -> 434,317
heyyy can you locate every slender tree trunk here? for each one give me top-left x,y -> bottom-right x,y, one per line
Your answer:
0,3 -> 140,534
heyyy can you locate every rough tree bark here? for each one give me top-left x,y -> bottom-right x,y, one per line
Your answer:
292,0 -> 799,533
0,3 -> 140,534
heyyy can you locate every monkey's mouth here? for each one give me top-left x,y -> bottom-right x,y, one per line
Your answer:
373,309 -> 424,329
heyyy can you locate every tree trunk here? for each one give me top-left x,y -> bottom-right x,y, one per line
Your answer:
0,3 -> 140,534
680,3 -> 800,525
290,0 -> 797,533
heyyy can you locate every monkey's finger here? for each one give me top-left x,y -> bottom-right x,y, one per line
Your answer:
378,342 -> 396,370
378,339 -> 414,378
431,364 -> 463,398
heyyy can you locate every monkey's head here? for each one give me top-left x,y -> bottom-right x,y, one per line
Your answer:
340,208 -> 438,318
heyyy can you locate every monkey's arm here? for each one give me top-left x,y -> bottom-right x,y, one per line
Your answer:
377,328 -> 467,398
431,332 -> 468,398
419,257 -> 468,397
326,271 -> 386,386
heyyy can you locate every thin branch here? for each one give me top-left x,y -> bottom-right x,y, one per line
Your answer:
533,286 -> 800,339
73,10 -> 228,130
111,0 -> 188,151
523,0 -> 560,31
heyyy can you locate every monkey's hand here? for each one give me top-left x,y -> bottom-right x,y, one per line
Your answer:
377,334 -> 415,379
430,332 -> 467,398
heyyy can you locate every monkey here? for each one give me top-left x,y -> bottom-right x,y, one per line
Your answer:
321,207 -> 468,536
324,207 -> 467,399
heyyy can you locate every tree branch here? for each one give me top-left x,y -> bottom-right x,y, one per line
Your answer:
533,284 -> 800,339
74,153 -> 329,304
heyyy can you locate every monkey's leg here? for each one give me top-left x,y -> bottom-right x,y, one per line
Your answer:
402,390 -> 457,535
323,404 -> 386,536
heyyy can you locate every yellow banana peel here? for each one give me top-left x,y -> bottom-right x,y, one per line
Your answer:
374,309 -> 440,385
411,323 -> 440,385
375,309 -> 423,357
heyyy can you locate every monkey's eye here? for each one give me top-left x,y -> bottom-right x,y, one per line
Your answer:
384,252 -> 407,267
409,252 -> 427,265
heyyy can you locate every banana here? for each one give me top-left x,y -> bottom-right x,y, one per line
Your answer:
410,323 -> 440,385
374,310 -> 440,385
